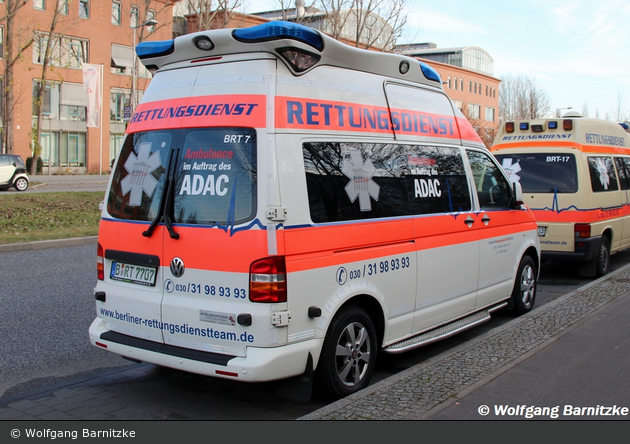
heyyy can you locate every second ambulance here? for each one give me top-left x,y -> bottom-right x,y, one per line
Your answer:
492,112 -> 630,277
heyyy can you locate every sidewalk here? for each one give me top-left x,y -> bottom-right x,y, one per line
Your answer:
301,265 -> 630,420
1,258 -> 628,420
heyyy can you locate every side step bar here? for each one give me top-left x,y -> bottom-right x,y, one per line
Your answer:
383,302 -> 508,354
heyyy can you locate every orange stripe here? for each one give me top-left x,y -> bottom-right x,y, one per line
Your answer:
492,140 -> 630,155
126,95 -> 266,134
531,206 -> 627,224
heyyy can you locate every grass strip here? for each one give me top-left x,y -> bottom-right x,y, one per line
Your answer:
0,192 -> 104,244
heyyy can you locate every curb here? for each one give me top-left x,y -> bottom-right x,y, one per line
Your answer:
0,236 -> 97,253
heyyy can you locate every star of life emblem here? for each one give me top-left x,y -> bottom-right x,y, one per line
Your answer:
501,158 -> 522,183
342,150 -> 380,211
593,158 -> 611,190
121,142 -> 162,206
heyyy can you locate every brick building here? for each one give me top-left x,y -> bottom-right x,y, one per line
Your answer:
0,0 -> 175,174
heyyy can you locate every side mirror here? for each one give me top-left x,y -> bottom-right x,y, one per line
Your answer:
512,181 -> 524,207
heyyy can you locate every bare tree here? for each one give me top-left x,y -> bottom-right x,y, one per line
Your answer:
499,74 -> 550,123
581,103 -> 590,118
177,0 -> 242,31
0,0 -> 34,154
610,90 -> 628,123
461,99 -> 495,149
319,0 -> 407,51
30,4 -> 65,175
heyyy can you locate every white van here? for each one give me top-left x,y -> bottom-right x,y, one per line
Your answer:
90,22 -> 540,399
492,114 -> 630,277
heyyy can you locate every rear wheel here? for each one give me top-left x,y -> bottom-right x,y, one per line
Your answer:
14,177 -> 28,191
510,255 -> 537,315
316,305 -> 377,400
594,237 -> 610,277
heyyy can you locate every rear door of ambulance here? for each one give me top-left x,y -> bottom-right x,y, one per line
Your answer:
99,57 -> 276,359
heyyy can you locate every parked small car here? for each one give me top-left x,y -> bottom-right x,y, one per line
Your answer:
0,154 -> 29,191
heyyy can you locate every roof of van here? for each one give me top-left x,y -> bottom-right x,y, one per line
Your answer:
491,117 -> 630,153
136,21 -> 444,90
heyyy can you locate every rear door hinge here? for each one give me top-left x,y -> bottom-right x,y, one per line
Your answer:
266,206 -> 287,222
271,311 -> 291,327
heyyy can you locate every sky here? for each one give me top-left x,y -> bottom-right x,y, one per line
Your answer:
244,0 -> 630,120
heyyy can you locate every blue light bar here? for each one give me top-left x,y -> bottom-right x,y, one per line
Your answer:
548,121 -> 558,129
418,61 -> 441,83
136,40 -> 175,59
233,21 -> 324,51
519,122 -> 529,130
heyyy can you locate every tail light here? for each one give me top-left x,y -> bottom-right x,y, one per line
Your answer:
574,224 -> 591,238
249,256 -> 287,303
97,243 -> 104,281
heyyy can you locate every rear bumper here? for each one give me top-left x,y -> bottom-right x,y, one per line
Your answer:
541,236 -> 601,263
89,317 -> 322,382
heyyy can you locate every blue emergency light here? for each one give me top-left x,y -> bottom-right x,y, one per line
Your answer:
419,61 -> 441,83
136,40 -> 175,59
233,21 -> 324,51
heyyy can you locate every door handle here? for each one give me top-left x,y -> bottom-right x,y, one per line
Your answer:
464,216 -> 474,227
481,214 -> 491,225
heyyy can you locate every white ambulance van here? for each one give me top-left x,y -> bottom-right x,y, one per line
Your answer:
492,113 -> 630,277
90,22 -> 540,399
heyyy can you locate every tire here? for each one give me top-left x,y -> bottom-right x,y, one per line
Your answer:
14,177 -> 28,191
509,255 -> 537,315
594,237 -> 610,277
316,305 -> 377,400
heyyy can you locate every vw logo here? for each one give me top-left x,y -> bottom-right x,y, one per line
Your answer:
170,257 -> 185,278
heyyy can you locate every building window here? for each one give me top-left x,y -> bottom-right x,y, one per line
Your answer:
460,79 -> 464,91
34,0 -> 45,10
130,5 -> 138,27
469,81 -> 472,93
453,77 -> 457,91
0,27 -> 3,58
59,0 -> 68,14
33,33 -> 88,68
110,89 -> 130,124
112,2 -> 121,25
447,76 -> 451,89
147,10 -> 156,32
32,81 -> 58,117
79,0 -> 89,19
110,133 -> 125,166
468,104 -> 481,120
485,107 -> 495,122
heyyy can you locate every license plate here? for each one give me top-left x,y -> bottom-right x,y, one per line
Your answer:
110,261 -> 157,286
537,226 -> 546,237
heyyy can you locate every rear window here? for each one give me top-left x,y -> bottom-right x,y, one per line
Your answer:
494,153 -> 578,193
107,128 -> 257,226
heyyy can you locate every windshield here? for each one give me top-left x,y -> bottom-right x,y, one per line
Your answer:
107,128 -> 257,226
495,153 -> 578,193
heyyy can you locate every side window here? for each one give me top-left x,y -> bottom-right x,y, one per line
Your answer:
588,156 -> 618,192
614,157 -> 630,190
466,150 -> 512,209
303,142 -> 471,223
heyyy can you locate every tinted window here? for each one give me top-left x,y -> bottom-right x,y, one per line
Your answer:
588,156 -> 618,192
303,142 -> 471,223
494,153 -> 578,193
107,128 -> 257,226
614,157 -> 630,190
466,150 -> 512,209
173,129 -> 256,226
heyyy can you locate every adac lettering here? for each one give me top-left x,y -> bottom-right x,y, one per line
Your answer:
281,98 -> 456,137
130,102 -> 258,124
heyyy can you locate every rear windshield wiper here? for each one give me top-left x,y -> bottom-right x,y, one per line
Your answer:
143,149 -> 180,240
